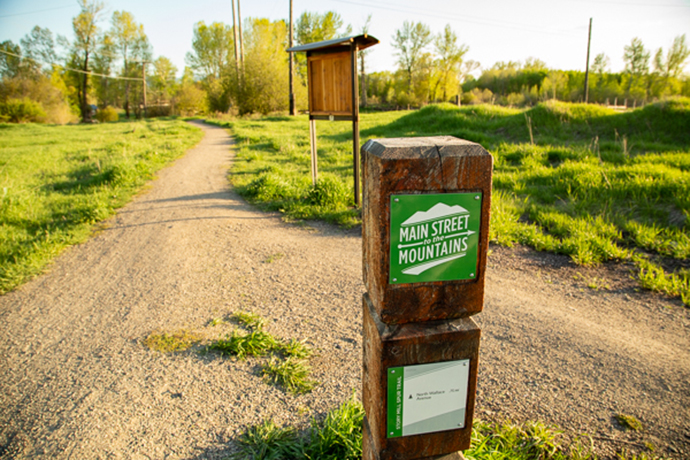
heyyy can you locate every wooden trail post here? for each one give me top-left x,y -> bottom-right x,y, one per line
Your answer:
361,137 -> 493,460
286,34 -> 379,206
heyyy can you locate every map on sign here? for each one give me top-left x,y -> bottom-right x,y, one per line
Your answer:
387,360 -> 470,438
389,193 -> 482,284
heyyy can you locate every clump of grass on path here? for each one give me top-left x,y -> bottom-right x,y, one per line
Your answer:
232,398 -> 665,460
208,311 -> 318,394
207,99 -> 690,305
143,329 -> 202,353
0,119 -> 203,294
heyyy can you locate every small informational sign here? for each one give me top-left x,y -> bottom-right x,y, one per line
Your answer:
387,360 -> 470,438
390,193 -> 482,285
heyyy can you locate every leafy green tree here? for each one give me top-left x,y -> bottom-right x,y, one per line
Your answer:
186,21 -> 235,80
110,11 -> 150,118
294,11 -> 350,80
432,24 -> 468,102
236,18 -> 291,114
69,0 -> 105,122
185,21 -> 235,112
392,21 -> 432,97
0,41 -> 21,78
623,37 -> 650,97
92,32 -> 116,107
653,34 -> 690,96
19,26 -> 56,74
150,56 -> 178,107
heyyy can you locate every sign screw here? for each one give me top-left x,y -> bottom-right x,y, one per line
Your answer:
393,278 -> 397,282
470,273 -> 475,277
391,370 -> 395,374
475,195 -> 480,200
394,198 -> 399,202
390,432 -> 394,435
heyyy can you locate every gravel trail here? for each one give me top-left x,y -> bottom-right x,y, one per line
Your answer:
0,121 -> 688,459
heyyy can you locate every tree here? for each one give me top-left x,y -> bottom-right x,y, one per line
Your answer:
91,32 -> 116,107
185,21 -> 235,80
294,11 -> 350,80
0,41 -> 21,78
295,11 -> 349,45
392,21 -> 432,96
591,53 -> 610,76
185,21 -> 235,112
70,0 -> 105,122
19,26 -> 57,75
432,24 -> 468,102
653,34 -> 690,96
236,18 -> 291,114
111,11 -> 150,118
359,14 -> 372,107
150,56 -> 178,107
623,37 -> 650,97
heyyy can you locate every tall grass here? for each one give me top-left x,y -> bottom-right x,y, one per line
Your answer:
0,119 -> 203,293
208,98 -> 690,305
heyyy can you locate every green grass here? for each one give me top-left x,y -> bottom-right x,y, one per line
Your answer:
262,356 -> 317,395
231,398 -> 664,460
208,311 -> 318,394
615,413 -> 644,432
143,329 -> 202,352
208,98 -> 690,305
0,118 -> 203,293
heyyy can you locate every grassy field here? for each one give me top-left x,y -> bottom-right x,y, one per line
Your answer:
208,98 -> 690,306
0,118 -> 203,293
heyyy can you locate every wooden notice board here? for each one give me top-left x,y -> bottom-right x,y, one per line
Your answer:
287,34 -> 379,205
308,51 -> 353,116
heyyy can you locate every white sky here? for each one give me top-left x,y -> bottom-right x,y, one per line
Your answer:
1,0 -> 690,77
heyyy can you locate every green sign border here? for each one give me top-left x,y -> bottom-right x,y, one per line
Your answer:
387,367 -> 404,438
389,192 -> 482,285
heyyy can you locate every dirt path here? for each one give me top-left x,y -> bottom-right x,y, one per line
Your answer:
0,121 -> 688,459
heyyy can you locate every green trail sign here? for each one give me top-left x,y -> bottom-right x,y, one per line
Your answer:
389,193 -> 482,285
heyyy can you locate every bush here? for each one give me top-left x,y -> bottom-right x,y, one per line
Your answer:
95,106 -> 119,123
0,97 -> 46,123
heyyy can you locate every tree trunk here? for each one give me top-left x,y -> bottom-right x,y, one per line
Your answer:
81,51 -> 90,123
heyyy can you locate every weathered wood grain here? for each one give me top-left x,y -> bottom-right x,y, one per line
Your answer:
362,293 -> 481,460
362,137 -> 493,324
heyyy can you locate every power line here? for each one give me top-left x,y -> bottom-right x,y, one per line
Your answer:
0,49 -> 143,81
329,0 -> 581,38
0,4 -> 77,18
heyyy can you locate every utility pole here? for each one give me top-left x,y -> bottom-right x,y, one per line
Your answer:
142,61 -> 147,118
232,0 -> 240,75
584,17 -> 592,103
238,0 -> 244,66
289,0 -> 296,115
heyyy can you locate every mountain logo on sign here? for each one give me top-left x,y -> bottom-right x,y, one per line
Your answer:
397,202 -> 475,276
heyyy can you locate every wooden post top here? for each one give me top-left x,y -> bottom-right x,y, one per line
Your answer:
362,136 -> 493,324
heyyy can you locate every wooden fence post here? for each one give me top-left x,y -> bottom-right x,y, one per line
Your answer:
361,136 -> 493,460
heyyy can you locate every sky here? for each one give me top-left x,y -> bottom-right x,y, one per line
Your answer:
1,0 -> 690,78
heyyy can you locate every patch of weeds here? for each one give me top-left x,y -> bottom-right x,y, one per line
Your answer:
232,311 -> 266,331
634,255 -> 690,306
615,413 -> 643,431
208,329 -> 277,359
209,317 -> 227,327
143,329 -> 201,353
231,395 -> 363,460
616,449 -> 659,460
263,253 -> 284,263
209,311 -> 318,394
574,273 -> 611,291
262,357 -> 317,395
231,419 -> 300,460
274,338 -> 312,359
